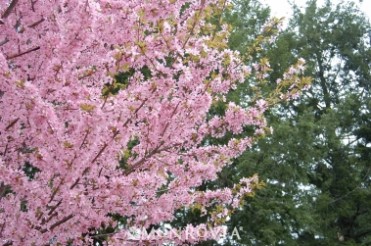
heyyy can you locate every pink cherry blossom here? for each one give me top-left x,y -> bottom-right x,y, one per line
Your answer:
0,0 -> 277,244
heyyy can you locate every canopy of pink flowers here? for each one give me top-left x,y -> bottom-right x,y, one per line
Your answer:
0,0 -> 266,244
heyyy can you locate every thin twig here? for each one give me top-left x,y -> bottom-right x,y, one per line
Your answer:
131,143 -> 181,169
28,17 -> 44,28
91,143 -> 108,164
3,143 -> 8,157
79,129 -> 90,149
42,212 -> 58,225
5,118 -> 19,131
6,46 -> 40,60
40,214 -> 74,233
47,200 -> 62,216
69,178 -> 80,189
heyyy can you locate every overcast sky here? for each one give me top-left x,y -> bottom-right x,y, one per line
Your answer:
262,0 -> 371,22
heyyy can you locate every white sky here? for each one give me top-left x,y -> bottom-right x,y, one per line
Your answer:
262,0 -> 371,22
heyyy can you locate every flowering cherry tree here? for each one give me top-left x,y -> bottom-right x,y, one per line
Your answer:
0,0 -> 308,245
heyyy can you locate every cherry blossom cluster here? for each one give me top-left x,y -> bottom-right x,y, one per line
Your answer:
0,0 -> 272,245
277,58 -> 311,101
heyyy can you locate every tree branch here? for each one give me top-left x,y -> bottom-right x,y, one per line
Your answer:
28,17 -> 45,28
1,0 -> 18,19
5,118 -> 19,131
6,46 -> 40,60
91,143 -> 108,164
40,214 -> 74,233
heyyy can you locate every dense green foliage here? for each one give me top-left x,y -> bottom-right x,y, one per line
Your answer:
176,0 -> 371,245
224,0 -> 371,245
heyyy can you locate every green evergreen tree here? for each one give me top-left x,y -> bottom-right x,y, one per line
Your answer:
226,0 -> 371,245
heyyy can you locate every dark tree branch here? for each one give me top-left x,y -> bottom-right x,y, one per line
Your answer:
1,0 -> 18,19
28,17 -> 44,28
40,214 -> 74,233
5,118 -> 19,131
6,46 -> 40,60
316,53 -> 331,109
